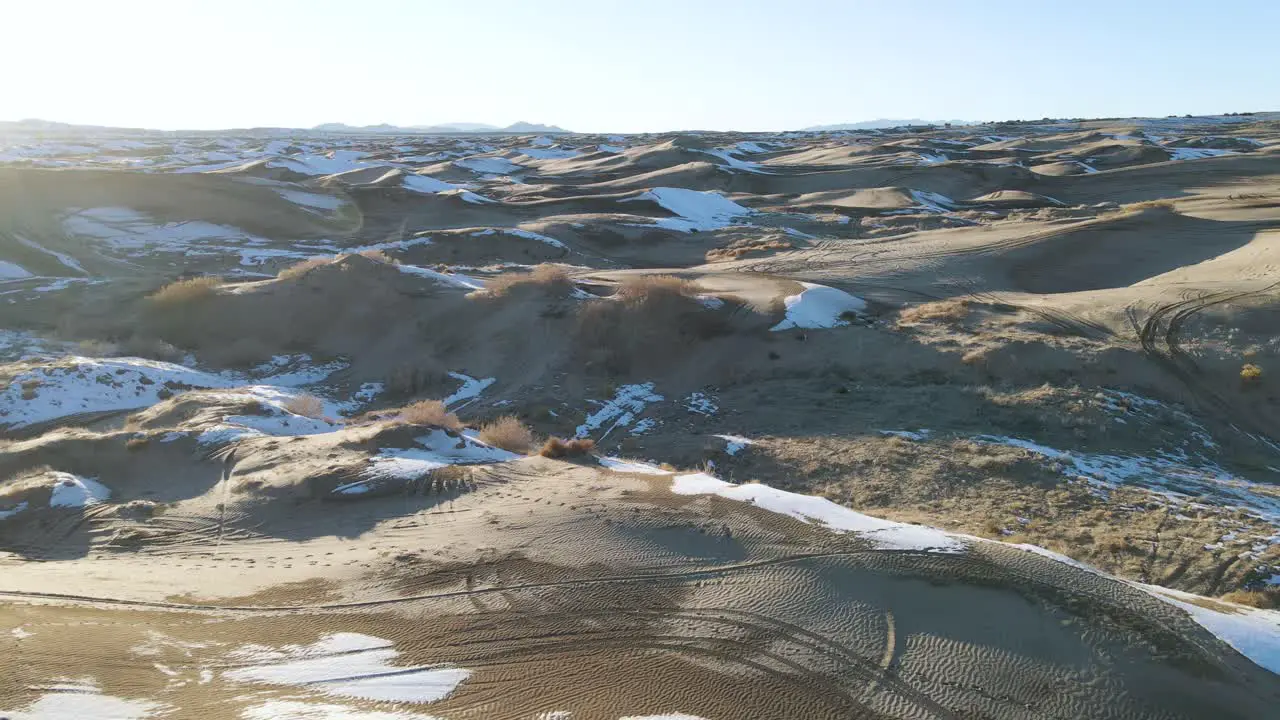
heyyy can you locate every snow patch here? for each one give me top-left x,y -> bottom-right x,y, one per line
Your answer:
671,474 -> 965,552
770,282 -> 866,331
714,434 -> 754,455
576,383 -> 664,439
624,188 -> 752,232
224,632 -> 469,704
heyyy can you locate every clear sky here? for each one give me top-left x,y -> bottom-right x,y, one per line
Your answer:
3,0 -> 1277,133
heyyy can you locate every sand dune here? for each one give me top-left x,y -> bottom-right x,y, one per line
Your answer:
4,114 -> 1280,718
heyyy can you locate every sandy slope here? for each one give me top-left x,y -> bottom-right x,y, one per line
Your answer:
4,114 -> 1280,718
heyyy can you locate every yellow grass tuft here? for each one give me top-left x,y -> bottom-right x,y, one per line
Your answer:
1241,363 -> 1263,383
148,276 -> 221,307
485,263 -> 574,297
398,400 -> 462,430
898,299 -> 970,325
478,415 -> 534,453
277,256 -> 334,280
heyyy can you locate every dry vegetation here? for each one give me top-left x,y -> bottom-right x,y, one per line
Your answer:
1220,588 -> 1280,609
539,437 -> 596,458
1241,363 -> 1264,383
277,256 -> 335,280
705,237 -> 795,262
576,274 -> 729,374
484,263 -> 574,297
478,416 -> 534,453
284,394 -> 325,419
397,400 -> 462,430
898,298 -> 972,325
148,276 -> 222,307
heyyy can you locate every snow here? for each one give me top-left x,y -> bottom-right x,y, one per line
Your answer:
0,501 -> 29,520
0,261 -> 33,279
224,632 -> 470,704
3,689 -> 164,720
14,235 -> 87,274
395,263 -> 485,290
598,144 -> 625,153
277,189 -> 346,210
1169,147 -> 1237,160
625,187 -> 752,232
241,700 -> 446,720
770,282 -> 867,331
453,156 -> 524,175
973,435 -> 1280,529
338,430 -> 517,494
597,456 -> 671,475
401,173 -> 462,194
47,473 -> 111,508
1142,585 -> 1280,674
713,434 -> 754,455
684,392 -> 718,416
700,147 -> 771,174
879,429 -> 931,441
443,372 -> 495,407
473,228 -> 567,249
62,207 -> 276,261
0,356 -> 237,428
576,383 -> 665,439
269,150 -> 370,176
519,147 -> 580,160
671,474 -> 965,552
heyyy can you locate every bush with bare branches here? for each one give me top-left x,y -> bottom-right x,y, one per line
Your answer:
284,394 -> 325,418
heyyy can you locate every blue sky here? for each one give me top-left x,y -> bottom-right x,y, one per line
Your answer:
3,0 -> 1277,132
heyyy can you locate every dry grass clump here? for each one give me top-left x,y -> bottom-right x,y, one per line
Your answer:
705,237 -> 794,262
1220,588 -> 1280,609
277,256 -> 334,280
539,436 -> 595,458
284,394 -> 325,418
1241,363 -> 1263,384
478,415 -> 534,453
1122,199 -> 1177,214
898,299 -> 971,325
148,276 -> 221,307
485,263 -> 574,297
614,274 -> 698,300
398,400 -> 462,430
576,273 -> 730,374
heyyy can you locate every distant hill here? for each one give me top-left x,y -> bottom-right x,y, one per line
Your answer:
802,119 -> 976,131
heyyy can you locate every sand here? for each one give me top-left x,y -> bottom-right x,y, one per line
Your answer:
4,114 -> 1280,718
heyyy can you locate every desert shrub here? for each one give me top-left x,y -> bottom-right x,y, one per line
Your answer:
148,276 -> 221,307
539,436 -> 595,458
277,256 -> 334,280
143,277 -> 223,348
614,274 -> 698,300
478,415 -> 534,453
485,263 -> 574,297
1241,363 -> 1263,383
118,336 -> 185,362
899,299 -> 970,324
398,400 -> 461,430
284,394 -> 325,418
575,274 -> 728,374
705,238 -> 794,262
125,436 -> 150,451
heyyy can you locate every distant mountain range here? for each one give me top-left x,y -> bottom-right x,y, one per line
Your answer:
311,121 -> 570,134
801,119 -> 977,131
